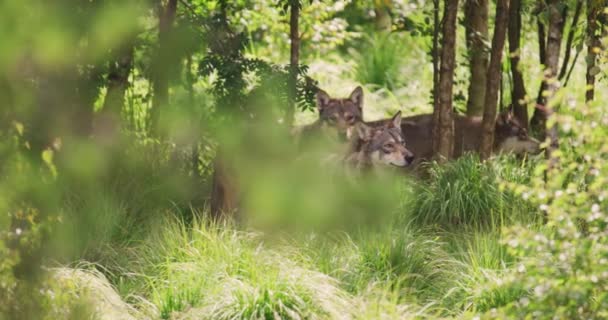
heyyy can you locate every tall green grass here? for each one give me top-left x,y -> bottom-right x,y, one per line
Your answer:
408,155 -> 540,229
351,33 -> 408,90
115,218 -> 354,319
439,231 -> 525,314
50,140 -> 208,263
66,209 -> 533,319
53,154 -> 544,319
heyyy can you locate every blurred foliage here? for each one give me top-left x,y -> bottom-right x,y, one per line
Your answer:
351,33 -> 411,90
0,0 -> 607,319
483,95 -> 608,319
237,0 -> 358,61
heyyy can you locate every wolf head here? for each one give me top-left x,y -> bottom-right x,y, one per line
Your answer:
494,111 -> 541,155
354,111 -> 415,167
316,86 -> 364,141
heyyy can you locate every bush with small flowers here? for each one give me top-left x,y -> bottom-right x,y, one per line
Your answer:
480,96 -> 608,319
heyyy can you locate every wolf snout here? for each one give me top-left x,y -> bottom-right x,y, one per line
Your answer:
405,154 -> 415,164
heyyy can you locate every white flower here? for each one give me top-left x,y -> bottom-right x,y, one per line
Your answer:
15,228 -> 22,236
534,285 -> 546,297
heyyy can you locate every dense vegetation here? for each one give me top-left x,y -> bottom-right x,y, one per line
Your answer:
1,1 -> 607,319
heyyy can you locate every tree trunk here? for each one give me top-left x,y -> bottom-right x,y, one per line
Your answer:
209,153 -> 239,219
102,46 -> 133,117
464,0 -> 489,117
97,43 -> 134,138
508,0 -> 528,128
433,0 -> 459,161
150,0 -> 178,136
431,0 -> 441,151
74,65 -> 101,138
543,0 -> 564,161
558,1 -> 583,80
480,0 -> 510,160
530,4 -> 547,133
586,0 -> 602,102
287,0 -> 300,126
374,0 -> 393,31
530,2 -> 565,138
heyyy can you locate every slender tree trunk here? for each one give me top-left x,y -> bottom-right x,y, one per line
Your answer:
0,76 -> 12,131
508,0 -> 528,128
558,1 -> 583,80
480,0 -> 510,160
531,3 -> 547,132
102,46 -> 133,117
464,0 -> 489,117
543,0 -> 564,161
74,65 -> 101,137
185,55 -> 201,178
431,0 -> 441,151
433,0 -> 459,161
150,0 -> 178,136
374,0 -> 393,31
97,43 -> 134,137
287,0 -> 300,126
210,153 -> 239,219
586,0 -> 602,102
530,2 -> 565,137
537,14 -> 547,67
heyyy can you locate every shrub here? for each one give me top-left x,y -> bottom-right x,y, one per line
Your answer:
482,99 -> 608,319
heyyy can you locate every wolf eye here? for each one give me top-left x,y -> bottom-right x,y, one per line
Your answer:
382,144 -> 394,153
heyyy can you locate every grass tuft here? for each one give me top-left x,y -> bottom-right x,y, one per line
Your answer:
407,154 -> 538,229
351,33 -> 408,90
117,217 -> 353,319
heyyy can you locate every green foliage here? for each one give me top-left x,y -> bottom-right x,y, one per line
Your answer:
118,218 -> 354,319
236,0 -> 357,60
439,231 -> 526,314
301,226 -> 453,297
482,98 -> 608,319
0,0 -> 607,318
408,155 -> 540,229
351,33 -> 409,90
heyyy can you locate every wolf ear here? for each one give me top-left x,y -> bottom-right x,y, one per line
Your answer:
316,89 -> 331,111
349,86 -> 363,110
355,123 -> 373,141
496,110 -> 512,125
388,111 -> 402,129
